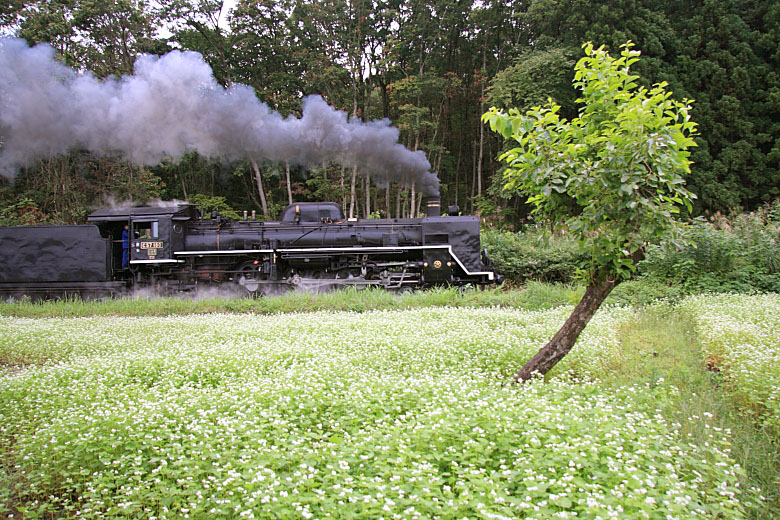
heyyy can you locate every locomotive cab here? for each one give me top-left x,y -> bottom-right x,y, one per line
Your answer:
88,204 -> 198,270
130,217 -> 170,263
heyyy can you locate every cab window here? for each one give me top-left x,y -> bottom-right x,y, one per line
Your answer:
135,221 -> 159,238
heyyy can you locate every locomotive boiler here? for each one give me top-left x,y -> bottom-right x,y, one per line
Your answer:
0,198 -> 502,299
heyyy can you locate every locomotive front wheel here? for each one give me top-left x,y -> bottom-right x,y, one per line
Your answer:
335,268 -> 361,280
237,263 -> 262,293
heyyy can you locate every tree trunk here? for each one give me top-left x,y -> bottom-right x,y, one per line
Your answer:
514,277 -> 619,383
180,173 -> 188,200
349,166 -> 358,218
471,140 -> 477,212
477,111 -> 484,197
249,157 -> 268,218
454,141 -> 462,209
477,53 -> 486,197
410,181 -> 416,218
381,82 -> 390,118
285,161 -> 293,205
340,166 -> 346,213
364,172 -> 370,218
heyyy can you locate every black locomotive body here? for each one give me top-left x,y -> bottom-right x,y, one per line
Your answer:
0,198 -> 501,299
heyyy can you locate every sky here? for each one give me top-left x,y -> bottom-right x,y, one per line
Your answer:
218,0 -> 237,30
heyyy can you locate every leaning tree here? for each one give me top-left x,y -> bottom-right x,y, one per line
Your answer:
482,42 -> 698,383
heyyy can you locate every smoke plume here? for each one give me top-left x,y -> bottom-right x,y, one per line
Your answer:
0,38 -> 439,196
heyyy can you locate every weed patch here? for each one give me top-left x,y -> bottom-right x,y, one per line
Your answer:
614,303 -> 780,518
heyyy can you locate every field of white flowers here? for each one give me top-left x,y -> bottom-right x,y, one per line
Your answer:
680,293 -> 780,438
0,305 -> 749,519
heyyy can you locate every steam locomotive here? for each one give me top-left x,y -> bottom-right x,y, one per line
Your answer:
0,197 -> 502,299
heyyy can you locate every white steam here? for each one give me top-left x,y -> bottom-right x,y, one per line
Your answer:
0,38 -> 439,196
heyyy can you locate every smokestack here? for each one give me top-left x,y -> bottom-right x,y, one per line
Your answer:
0,37 -> 440,197
423,196 -> 441,217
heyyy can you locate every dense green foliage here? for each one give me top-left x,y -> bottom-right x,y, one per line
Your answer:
640,201 -> 780,293
0,197 -> 55,226
187,194 -> 241,220
481,228 -> 585,284
482,199 -> 780,295
663,0 -> 780,211
1,0 -> 779,223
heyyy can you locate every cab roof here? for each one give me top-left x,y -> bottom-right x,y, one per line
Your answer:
87,204 -> 198,222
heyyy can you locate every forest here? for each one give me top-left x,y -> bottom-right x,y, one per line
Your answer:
1,0 -> 779,225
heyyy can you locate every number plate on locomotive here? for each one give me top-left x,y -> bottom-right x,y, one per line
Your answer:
140,241 -> 163,249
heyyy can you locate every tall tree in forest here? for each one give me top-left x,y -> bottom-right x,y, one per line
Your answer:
484,43 -> 697,382
342,0 -> 374,217
486,47 -> 577,117
14,0 -> 162,76
388,73 -> 442,216
658,0 -> 780,211
231,0 -> 307,109
386,0 -> 486,214
0,1 -> 24,31
463,0 -> 526,210
232,0 -> 348,212
158,0 -> 236,86
1,1 -> 166,216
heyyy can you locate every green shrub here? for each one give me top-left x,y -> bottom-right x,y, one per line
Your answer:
484,201 -> 780,295
0,198 -> 57,226
481,228 -> 586,284
606,279 -> 688,306
639,204 -> 780,293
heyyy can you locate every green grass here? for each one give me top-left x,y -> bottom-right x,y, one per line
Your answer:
0,280 -> 691,319
611,305 -> 779,519
0,282 -> 581,318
